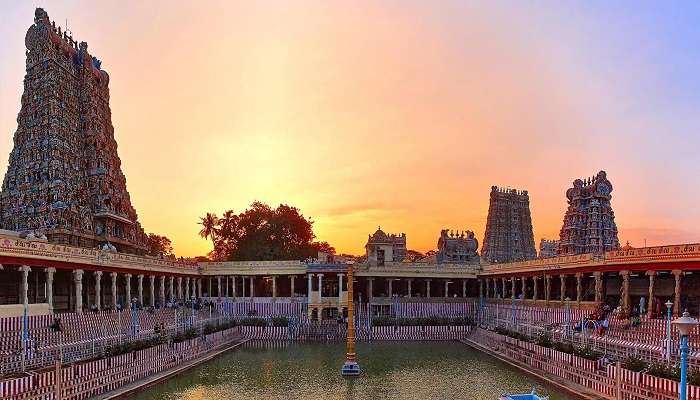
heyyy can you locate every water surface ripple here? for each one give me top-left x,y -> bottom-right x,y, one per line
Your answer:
131,342 -> 573,400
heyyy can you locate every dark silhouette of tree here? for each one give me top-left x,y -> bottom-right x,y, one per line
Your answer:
405,249 -> 425,262
201,202 -> 332,261
198,212 -> 219,248
146,233 -> 174,257
311,241 -> 335,255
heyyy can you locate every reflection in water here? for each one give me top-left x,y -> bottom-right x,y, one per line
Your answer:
131,342 -> 573,400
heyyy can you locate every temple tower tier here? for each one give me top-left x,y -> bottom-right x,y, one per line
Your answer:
557,170 -> 619,255
481,186 -> 537,263
0,8 -> 147,254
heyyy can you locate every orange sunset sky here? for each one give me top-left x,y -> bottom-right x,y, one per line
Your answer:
0,1 -> 699,257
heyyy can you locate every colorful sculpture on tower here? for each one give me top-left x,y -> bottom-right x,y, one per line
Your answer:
557,170 -> 619,255
0,8 -> 147,254
436,229 -> 479,264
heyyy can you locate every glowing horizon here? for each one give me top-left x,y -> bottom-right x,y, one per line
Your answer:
0,1 -> 698,257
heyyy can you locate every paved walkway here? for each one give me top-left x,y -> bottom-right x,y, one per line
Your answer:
94,338 -> 251,400
459,338 -> 609,400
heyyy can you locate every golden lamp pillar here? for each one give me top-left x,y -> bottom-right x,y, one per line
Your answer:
341,261 -> 361,376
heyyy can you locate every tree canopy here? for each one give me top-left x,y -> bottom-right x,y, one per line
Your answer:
405,249 -> 425,262
200,201 -> 334,261
146,233 -> 174,258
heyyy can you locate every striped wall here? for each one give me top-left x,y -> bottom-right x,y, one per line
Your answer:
370,325 -> 470,341
0,327 -> 241,400
470,328 -> 700,400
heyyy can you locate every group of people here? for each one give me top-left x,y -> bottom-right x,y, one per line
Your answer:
572,299 -> 654,337
573,304 -> 611,336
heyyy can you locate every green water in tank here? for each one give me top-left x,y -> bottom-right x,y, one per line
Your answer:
130,341 -> 573,400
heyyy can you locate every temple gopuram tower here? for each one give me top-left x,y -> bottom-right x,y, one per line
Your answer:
557,170 -> 619,255
481,187 -> 536,263
0,8 -> 147,254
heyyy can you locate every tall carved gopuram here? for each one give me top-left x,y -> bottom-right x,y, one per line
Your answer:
0,8 -> 147,254
481,187 -> 536,263
557,170 -> 619,255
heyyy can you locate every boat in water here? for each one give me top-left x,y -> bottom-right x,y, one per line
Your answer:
499,388 -> 548,400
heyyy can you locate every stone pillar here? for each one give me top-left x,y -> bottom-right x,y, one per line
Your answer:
559,274 -> 566,302
249,276 -> 254,298
272,276 -> 277,298
46,268 -> 55,313
646,270 -> 656,319
20,265 -> 31,308
672,269 -> 682,317
501,278 -> 506,298
73,269 -> 84,313
111,272 -> 118,308
511,276 -> 516,300
521,277 -> 526,300
224,276 -> 229,297
177,277 -> 182,301
233,276 -> 237,298
426,279 -> 431,298
307,274 -> 313,301
576,272 -> 583,305
159,276 -> 166,306
149,275 -> 155,307
317,274 -> 323,301
620,270 -> 630,314
533,276 -> 539,301
444,280 -> 450,298
217,276 -> 222,298
407,279 -> 412,298
169,276 -> 174,302
338,273 -> 344,303
367,278 -> 374,300
593,272 -> 603,304
241,277 -> 246,297
544,275 -> 551,305
467,279 -> 471,299
290,276 -> 295,297
137,274 -> 145,306
184,277 -> 190,300
198,278 -> 203,298
125,274 -> 132,305
388,278 -> 393,297
94,271 -> 102,311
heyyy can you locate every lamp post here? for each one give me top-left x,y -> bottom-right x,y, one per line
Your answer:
20,300 -> 27,372
565,297 -> 572,341
341,260 -> 360,376
672,311 -> 699,400
191,295 -> 196,328
666,300 -> 673,362
479,290 -> 485,326
130,298 -> 139,336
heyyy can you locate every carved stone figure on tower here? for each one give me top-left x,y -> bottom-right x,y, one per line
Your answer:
0,8 -> 147,254
557,170 -> 619,255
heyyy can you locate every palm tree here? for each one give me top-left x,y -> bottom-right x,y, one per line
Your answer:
198,212 -> 219,249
